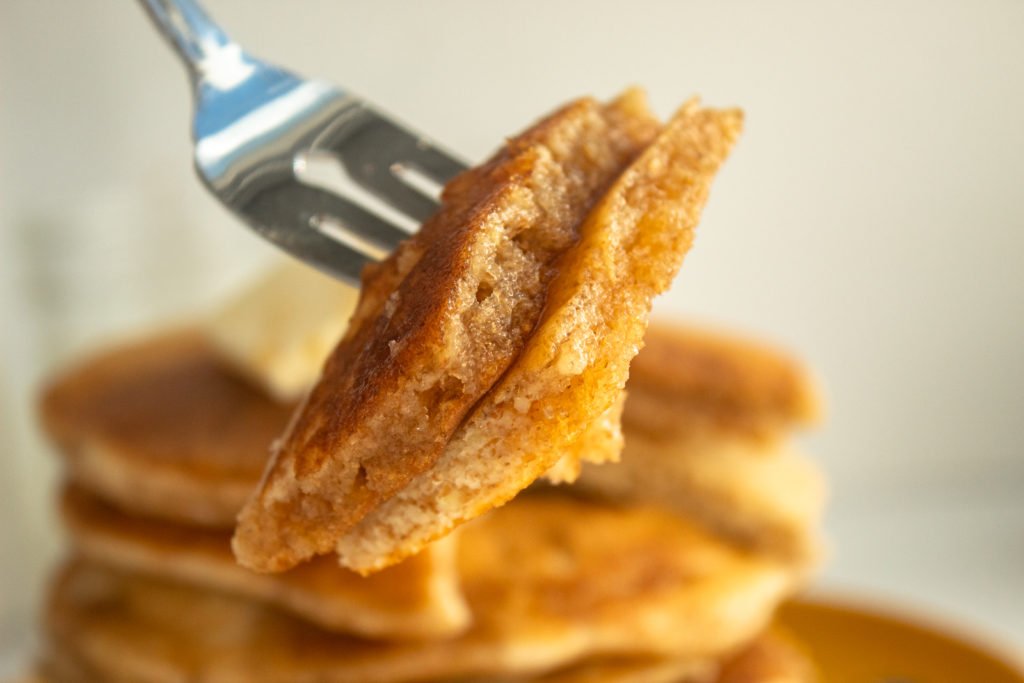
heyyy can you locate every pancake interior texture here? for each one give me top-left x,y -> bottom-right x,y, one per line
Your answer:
39,331 -> 290,528
333,99 -> 744,574
58,485 -> 468,639
45,495 -> 798,683
234,90 -> 662,573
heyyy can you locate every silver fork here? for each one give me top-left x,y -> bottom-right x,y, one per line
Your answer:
139,0 -> 467,284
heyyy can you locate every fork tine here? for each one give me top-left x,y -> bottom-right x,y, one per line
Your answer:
257,218 -> 371,287
241,182 -> 414,284
322,110 -> 466,223
399,139 -> 468,185
246,181 -> 410,248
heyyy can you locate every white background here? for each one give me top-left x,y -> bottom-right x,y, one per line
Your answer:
2,0 -> 1022,667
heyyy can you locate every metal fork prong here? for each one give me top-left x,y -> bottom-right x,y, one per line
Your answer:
324,113 -> 466,222
246,182 -> 411,254
257,212 -> 372,286
399,140 -> 468,186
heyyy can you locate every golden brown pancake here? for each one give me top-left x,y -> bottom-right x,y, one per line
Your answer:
574,431 -> 826,562
47,495 -> 796,682
529,629 -> 818,683
233,90 -> 662,573
58,485 -> 468,639
622,322 -> 821,441
330,99 -> 744,574
39,331 -> 287,528
574,321 -> 826,561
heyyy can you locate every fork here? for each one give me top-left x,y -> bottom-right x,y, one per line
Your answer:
139,0 -> 468,284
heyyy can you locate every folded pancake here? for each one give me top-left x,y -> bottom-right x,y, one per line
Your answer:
574,323 -> 826,561
234,90 -> 663,573
58,485 -> 467,639
47,495 -> 796,682
39,331 -> 286,528
326,100 -> 743,574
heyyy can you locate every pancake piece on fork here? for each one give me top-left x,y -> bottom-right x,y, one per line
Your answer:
333,99 -> 744,573
234,90 -> 662,572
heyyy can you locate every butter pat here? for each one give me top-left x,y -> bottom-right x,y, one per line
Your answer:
205,260 -> 358,402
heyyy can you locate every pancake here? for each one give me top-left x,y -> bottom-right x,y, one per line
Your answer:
38,331 -> 288,528
58,485 -> 468,639
328,99 -> 744,574
622,322 -> 821,441
46,495 -> 796,682
530,629 -> 818,683
574,431 -> 826,562
233,90 -> 662,573
541,393 -> 625,485
573,322 -> 826,561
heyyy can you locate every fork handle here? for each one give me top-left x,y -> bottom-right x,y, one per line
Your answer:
138,0 -> 235,79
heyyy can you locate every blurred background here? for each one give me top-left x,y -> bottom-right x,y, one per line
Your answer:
1,0 -> 1022,668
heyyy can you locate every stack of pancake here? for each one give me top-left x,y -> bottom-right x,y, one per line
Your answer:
33,260 -> 824,682
32,89 -> 826,681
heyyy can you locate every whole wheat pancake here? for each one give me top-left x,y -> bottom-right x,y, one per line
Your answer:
329,100 -> 744,574
58,485 -> 467,639
48,495 -> 796,682
39,331 -> 287,528
574,322 -> 826,561
529,629 -> 818,683
574,431 -> 826,562
622,322 -> 821,441
233,90 -> 662,573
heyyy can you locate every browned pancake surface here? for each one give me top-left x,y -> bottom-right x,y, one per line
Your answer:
39,331 -> 289,527
624,322 -> 821,440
